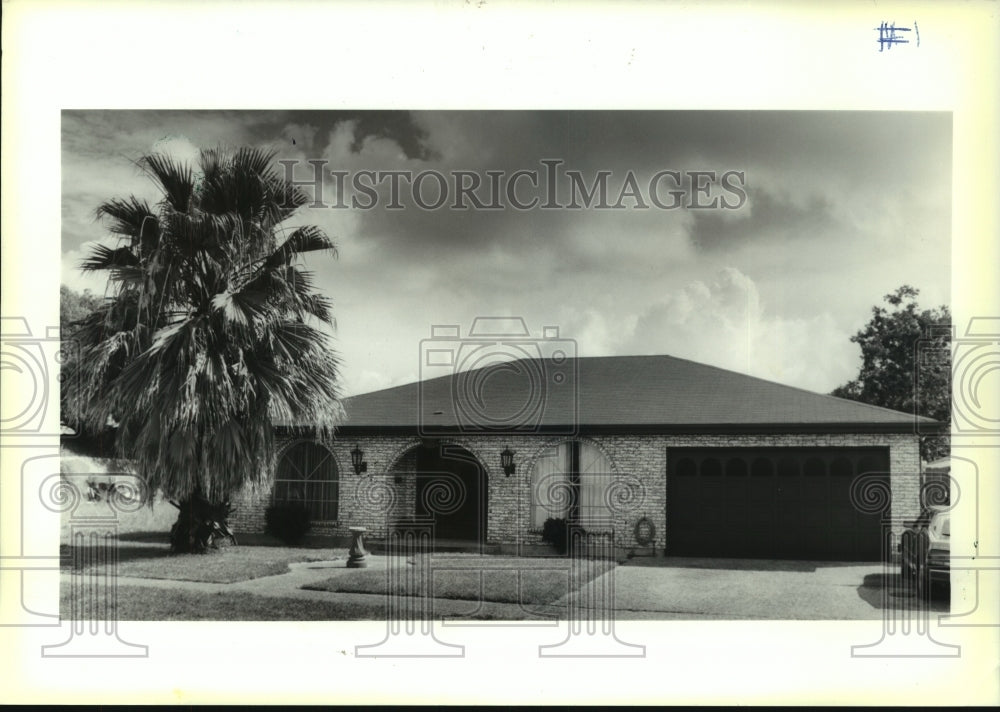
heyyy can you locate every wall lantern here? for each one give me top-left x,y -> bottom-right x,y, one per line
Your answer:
500,447 -> 516,477
351,445 -> 368,476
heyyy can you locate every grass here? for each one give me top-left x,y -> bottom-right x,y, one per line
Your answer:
60,585 -> 390,621
60,492 -> 346,583
303,555 -> 615,605
59,489 -> 179,543
60,541 -> 344,583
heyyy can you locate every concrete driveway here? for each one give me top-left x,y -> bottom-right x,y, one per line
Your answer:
565,557 -> 951,620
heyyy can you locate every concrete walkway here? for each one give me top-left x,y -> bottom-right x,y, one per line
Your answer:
63,554 -> 946,620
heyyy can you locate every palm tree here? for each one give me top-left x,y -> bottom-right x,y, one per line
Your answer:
66,146 -> 343,552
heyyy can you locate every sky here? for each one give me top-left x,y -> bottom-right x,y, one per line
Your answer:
61,110 -> 951,397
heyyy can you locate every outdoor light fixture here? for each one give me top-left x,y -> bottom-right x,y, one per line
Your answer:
501,447 -> 516,477
351,445 -> 368,476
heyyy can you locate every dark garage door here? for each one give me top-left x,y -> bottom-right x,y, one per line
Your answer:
667,447 -> 889,561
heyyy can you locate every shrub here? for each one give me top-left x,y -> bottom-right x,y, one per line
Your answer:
541,517 -> 569,554
265,502 -> 312,545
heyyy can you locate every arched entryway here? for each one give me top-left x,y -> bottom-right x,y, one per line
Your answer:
415,441 -> 487,544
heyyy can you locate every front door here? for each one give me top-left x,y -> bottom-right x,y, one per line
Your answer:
415,442 -> 487,543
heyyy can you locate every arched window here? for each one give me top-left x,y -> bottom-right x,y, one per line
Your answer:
577,442 -> 614,530
531,442 -> 572,529
530,440 -> 614,531
273,441 -> 339,521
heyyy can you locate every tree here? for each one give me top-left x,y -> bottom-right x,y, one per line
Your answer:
60,286 -> 119,457
67,147 -> 344,552
831,285 -> 950,461
60,285 -> 102,334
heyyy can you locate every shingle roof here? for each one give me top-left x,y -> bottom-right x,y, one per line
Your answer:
282,354 -> 939,434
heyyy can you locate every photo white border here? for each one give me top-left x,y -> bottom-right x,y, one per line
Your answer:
2,0 -> 998,705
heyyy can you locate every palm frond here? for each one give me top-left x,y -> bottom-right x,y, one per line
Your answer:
95,197 -> 159,248
139,153 -> 195,212
80,244 -> 140,272
69,144 -> 343,508
264,225 -> 337,269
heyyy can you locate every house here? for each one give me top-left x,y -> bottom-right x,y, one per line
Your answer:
232,352 -> 941,561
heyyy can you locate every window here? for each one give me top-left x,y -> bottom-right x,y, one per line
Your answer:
273,441 -> 339,521
530,440 -> 614,531
531,442 -> 571,529
577,442 -> 614,530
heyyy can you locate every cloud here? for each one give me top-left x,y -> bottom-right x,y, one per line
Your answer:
58,110 -> 949,400
687,188 -> 838,252
61,244 -> 114,296
149,135 -> 201,166
624,267 -> 858,393
343,369 -> 419,398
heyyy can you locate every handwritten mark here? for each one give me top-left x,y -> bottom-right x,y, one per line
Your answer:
876,21 -> 920,52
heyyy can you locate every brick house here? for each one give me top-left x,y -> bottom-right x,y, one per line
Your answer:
232,354 -> 939,560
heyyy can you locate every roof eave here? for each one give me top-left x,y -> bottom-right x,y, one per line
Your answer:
293,421 -> 942,437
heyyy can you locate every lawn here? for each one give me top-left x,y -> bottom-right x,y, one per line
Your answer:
60,494 -> 180,543
59,486 -> 346,583
60,541 -> 345,583
303,555 -> 616,605
60,585 -> 390,621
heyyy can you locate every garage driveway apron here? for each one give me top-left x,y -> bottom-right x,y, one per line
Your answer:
561,558 -> 947,620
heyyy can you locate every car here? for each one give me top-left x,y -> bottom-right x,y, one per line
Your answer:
899,504 -> 950,601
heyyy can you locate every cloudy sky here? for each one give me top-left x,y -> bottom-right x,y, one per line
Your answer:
62,110 -> 951,397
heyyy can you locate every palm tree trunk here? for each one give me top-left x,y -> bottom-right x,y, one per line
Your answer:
169,487 -> 237,553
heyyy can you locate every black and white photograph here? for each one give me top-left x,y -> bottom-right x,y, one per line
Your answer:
2,1 -> 998,707
56,108 -> 953,623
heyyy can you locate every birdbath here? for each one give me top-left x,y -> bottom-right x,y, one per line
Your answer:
347,526 -> 369,568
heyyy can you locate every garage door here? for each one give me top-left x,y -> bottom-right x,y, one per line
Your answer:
667,447 -> 889,561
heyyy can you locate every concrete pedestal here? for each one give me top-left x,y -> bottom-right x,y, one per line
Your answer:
347,526 -> 369,568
